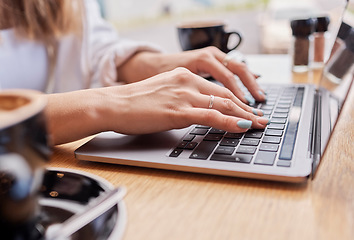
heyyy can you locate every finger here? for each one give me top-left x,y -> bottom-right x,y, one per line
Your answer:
183,107 -> 268,133
191,76 -> 264,116
210,50 -> 266,102
195,55 -> 248,103
210,59 -> 252,103
190,94 -> 269,128
231,63 -> 266,102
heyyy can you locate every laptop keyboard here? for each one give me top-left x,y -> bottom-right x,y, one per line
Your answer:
169,86 -> 304,168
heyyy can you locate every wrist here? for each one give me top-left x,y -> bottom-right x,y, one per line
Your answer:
117,51 -> 161,83
45,89 -> 115,145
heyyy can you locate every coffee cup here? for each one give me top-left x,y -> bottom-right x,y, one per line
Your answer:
177,21 -> 242,52
0,89 -> 50,239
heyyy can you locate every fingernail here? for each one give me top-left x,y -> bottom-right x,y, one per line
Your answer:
258,90 -> 267,100
252,109 -> 264,116
257,117 -> 270,125
245,95 -> 255,105
237,120 -> 252,129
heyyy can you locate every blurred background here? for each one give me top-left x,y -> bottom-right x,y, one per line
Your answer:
99,0 -> 354,54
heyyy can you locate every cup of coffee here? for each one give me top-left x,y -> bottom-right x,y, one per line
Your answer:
0,89 -> 50,239
177,21 -> 242,52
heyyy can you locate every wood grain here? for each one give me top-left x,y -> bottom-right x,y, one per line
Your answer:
48,61 -> 354,240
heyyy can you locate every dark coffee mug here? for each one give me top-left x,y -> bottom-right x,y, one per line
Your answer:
177,21 -> 242,53
0,89 -> 50,240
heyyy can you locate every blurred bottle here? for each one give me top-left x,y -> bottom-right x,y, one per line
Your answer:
328,22 -> 352,60
290,18 -> 316,72
324,28 -> 354,84
313,16 -> 330,68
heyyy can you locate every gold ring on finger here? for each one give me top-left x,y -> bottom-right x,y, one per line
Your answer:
208,95 -> 215,109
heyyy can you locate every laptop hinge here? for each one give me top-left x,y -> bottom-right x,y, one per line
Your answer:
310,90 -> 322,179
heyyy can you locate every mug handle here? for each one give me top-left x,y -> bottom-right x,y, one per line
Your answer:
225,31 -> 242,52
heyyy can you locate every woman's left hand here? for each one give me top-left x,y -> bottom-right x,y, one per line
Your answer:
167,46 -> 266,104
117,47 -> 266,104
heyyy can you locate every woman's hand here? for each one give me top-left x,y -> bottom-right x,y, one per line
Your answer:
117,47 -> 266,104
104,68 -> 268,135
46,68 -> 268,145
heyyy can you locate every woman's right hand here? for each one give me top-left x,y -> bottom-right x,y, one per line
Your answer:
46,67 -> 269,145
103,67 -> 269,135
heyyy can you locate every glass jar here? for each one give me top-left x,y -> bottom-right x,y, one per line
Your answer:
313,16 -> 330,68
290,18 -> 316,72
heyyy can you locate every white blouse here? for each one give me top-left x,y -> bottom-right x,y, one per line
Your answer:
0,0 -> 160,93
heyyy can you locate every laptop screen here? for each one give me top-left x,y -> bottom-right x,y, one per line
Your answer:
319,0 -> 354,106
312,0 -> 354,175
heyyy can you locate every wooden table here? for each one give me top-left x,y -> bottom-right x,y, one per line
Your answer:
48,55 -> 354,240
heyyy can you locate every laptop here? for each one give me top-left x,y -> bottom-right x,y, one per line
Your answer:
75,1 -> 354,183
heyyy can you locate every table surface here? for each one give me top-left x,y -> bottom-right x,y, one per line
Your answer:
48,55 -> 354,240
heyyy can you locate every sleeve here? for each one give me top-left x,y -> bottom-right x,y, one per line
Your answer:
83,0 -> 162,87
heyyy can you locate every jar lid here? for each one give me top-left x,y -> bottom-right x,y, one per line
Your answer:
315,16 -> 330,32
338,22 -> 352,40
291,18 -> 316,37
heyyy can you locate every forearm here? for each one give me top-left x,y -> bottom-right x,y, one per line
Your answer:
117,51 -> 185,84
43,89 -> 112,145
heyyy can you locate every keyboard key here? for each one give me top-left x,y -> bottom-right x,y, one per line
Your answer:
204,134 -> 223,141
177,141 -> 188,149
210,154 -> 252,163
278,99 -> 293,104
271,118 -> 287,124
254,151 -> 276,166
267,124 -> 285,130
265,101 -> 276,106
245,131 -> 263,139
279,108 -> 301,160
279,88 -> 303,160
240,138 -> 260,146
220,138 -> 239,147
293,88 -> 304,107
274,108 -> 289,113
266,96 -> 278,101
224,132 -> 243,139
185,142 -> 198,150
277,161 -> 291,167
262,136 -> 281,144
261,105 -> 274,110
190,128 -> 208,135
265,129 -> 283,137
277,103 -> 291,108
236,146 -> 257,154
279,97 -> 293,102
272,113 -> 288,118
189,141 -> 218,160
169,149 -> 183,157
259,143 -> 279,152
262,110 -> 272,115
209,128 -> 226,134
214,146 -> 235,155
183,134 -> 195,142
